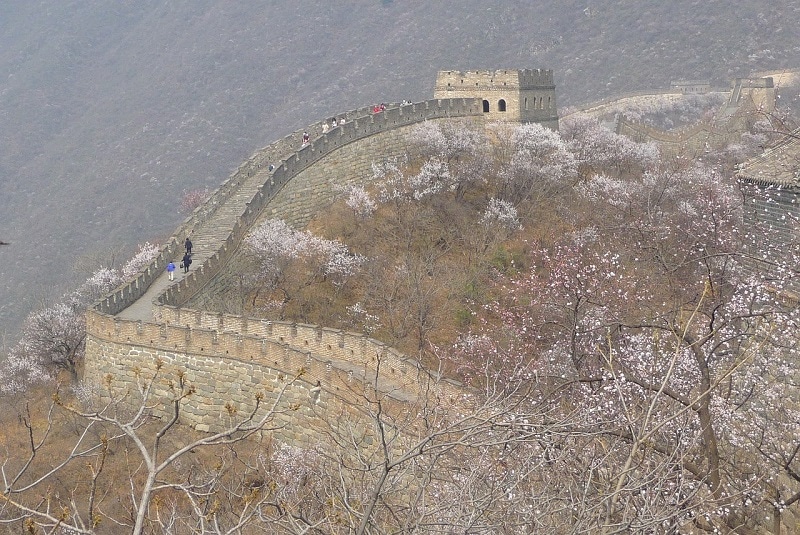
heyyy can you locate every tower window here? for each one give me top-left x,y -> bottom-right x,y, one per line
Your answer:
483,100 -> 490,113
498,99 -> 507,112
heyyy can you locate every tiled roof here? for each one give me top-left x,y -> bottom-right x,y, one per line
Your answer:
737,129 -> 800,187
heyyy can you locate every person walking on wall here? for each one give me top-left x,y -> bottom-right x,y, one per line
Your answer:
182,252 -> 192,273
185,237 -> 193,255
167,261 -> 176,281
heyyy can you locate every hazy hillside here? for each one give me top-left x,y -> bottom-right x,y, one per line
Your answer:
1,0 -> 798,340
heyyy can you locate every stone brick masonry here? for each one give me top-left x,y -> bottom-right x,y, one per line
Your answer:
85,97 -> 489,442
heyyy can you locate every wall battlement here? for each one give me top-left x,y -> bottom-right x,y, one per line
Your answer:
615,114 -> 725,157
435,69 -> 555,89
85,71 -> 560,440
85,309 -> 460,441
85,93 -> 490,440
86,309 -> 462,403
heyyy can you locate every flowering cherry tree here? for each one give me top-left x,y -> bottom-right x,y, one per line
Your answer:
179,187 -> 211,214
409,120 -> 490,200
1,243 -> 157,392
343,184 -> 377,219
243,218 -> 364,315
469,150 -> 800,531
121,241 -> 160,279
372,156 -> 453,205
561,113 -> 659,178
489,122 -> 578,206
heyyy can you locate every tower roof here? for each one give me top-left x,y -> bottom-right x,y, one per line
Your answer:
737,130 -> 800,188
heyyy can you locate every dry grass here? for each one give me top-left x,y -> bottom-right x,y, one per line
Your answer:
0,385 -> 279,533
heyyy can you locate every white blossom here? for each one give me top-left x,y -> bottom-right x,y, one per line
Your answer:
480,198 -> 521,231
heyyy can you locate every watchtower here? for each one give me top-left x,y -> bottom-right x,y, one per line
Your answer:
434,69 -> 559,129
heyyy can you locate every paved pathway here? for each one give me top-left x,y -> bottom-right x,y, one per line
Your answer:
118,158 -> 279,322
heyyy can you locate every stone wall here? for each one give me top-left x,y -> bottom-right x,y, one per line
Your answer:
85,97 -> 481,440
738,182 -> 800,297
615,115 -> 727,157
155,305 -> 464,399
85,308 -> 464,442
92,99 -> 483,317
610,77 -> 777,158
742,185 -> 800,247
670,80 -> 712,94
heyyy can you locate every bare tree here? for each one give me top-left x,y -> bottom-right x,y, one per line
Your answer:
0,361 -> 300,534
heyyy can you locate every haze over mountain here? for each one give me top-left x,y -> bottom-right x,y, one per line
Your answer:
1,0 -> 798,340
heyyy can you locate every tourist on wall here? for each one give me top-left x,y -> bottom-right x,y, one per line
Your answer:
166,261 -> 176,281
181,252 -> 192,273
185,237 -> 193,254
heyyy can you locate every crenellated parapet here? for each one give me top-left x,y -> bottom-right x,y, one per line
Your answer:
86,69 -> 561,439
435,69 -> 555,90
92,98 -> 484,316
154,305 -> 464,398
614,114 -> 727,157
86,96 -> 486,439
85,308 -> 465,439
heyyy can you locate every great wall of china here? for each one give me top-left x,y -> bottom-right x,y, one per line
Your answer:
84,69 -> 786,444
85,97 -> 486,442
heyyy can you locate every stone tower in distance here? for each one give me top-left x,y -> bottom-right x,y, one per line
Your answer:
434,69 -> 559,129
